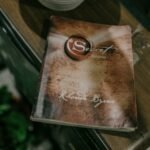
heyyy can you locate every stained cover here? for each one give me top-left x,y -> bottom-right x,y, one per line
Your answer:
31,16 -> 137,131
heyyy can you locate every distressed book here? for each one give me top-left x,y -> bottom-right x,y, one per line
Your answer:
31,16 -> 137,131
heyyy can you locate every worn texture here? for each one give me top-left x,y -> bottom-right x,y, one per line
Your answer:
33,16 -> 137,130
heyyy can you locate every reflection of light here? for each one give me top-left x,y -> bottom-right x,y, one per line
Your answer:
88,26 -> 131,45
133,52 -> 140,65
0,68 -> 21,99
2,27 -> 7,33
47,33 -> 68,48
109,102 -> 123,120
1,51 -> 8,59
128,132 -> 150,150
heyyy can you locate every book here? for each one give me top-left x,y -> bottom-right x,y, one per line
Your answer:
31,16 -> 137,131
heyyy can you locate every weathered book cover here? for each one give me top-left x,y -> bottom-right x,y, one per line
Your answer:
31,16 -> 137,131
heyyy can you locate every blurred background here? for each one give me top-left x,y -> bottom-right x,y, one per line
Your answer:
0,25 -> 59,150
0,0 -> 150,150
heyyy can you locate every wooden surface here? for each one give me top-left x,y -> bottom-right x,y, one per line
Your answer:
0,0 -> 150,149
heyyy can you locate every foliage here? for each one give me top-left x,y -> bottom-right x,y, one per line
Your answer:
0,86 -> 53,150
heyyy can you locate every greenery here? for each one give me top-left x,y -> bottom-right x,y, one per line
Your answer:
0,86 -> 53,150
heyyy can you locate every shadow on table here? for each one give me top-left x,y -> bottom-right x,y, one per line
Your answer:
19,0 -> 121,39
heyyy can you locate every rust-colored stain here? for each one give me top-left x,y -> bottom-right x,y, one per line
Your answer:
32,16 -> 137,130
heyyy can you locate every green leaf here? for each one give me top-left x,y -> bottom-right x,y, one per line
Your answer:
0,104 -> 10,115
3,111 -> 28,143
0,86 -> 12,104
